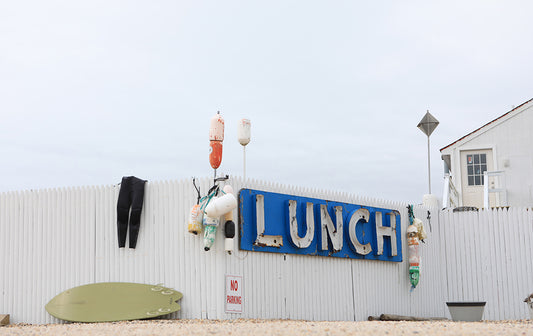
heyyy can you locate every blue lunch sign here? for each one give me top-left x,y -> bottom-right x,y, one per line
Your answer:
239,189 -> 402,262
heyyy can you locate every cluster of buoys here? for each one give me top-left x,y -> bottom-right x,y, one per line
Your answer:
203,185 -> 237,251
187,112 -> 250,253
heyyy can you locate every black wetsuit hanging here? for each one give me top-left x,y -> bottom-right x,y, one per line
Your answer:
117,176 -> 147,248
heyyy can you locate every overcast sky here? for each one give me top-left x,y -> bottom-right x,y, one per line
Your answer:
1,1 -> 532,204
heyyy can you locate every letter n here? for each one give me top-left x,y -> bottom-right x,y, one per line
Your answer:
319,204 -> 343,252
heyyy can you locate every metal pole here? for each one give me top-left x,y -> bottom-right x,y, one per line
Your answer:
427,135 -> 431,194
243,146 -> 246,181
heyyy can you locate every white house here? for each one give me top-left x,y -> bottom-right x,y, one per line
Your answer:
440,98 -> 533,209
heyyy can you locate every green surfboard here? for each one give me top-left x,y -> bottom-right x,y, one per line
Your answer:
45,282 -> 183,322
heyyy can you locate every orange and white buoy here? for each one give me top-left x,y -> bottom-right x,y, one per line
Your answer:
209,112 -> 225,170
187,203 -> 204,235
209,141 -> 223,170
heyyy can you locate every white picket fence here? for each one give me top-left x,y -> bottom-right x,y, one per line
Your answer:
0,177 -> 532,324
440,207 -> 533,320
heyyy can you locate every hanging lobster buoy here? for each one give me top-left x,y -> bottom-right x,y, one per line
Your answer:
237,119 -> 251,146
407,223 -> 420,288
203,225 -> 217,251
209,112 -> 224,170
224,215 -> 235,253
188,178 -> 204,235
203,214 -> 220,251
204,192 -> 237,218
237,119 -> 251,180
209,112 -> 224,141
187,203 -> 204,235
222,185 -> 236,254
209,141 -> 223,170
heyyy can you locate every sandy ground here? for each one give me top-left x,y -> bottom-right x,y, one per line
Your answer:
1,319 -> 533,336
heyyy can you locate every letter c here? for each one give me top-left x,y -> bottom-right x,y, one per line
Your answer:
348,208 -> 372,255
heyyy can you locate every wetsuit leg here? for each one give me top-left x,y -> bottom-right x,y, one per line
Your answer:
128,177 -> 146,249
116,176 -> 132,248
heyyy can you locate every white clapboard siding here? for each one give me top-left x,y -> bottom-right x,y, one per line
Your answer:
1,177 -> 533,324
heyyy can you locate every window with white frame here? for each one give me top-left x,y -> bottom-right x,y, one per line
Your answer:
466,153 -> 487,186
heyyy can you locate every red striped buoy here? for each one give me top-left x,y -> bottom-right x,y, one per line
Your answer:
209,112 -> 224,169
209,140 -> 223,170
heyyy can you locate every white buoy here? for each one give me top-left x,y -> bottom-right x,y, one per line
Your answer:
224,236 -> 234,253
237,119 -> 251,146
209,112 -> 225,141
237,119 -> 251,181
205,193 -> 237,218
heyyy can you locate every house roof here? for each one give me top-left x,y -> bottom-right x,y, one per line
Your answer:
440,97 -> 533,152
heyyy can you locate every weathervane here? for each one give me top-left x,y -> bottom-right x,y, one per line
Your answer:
417,110 -> 439,194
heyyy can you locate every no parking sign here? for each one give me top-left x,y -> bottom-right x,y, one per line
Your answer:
225,275 -> 243,313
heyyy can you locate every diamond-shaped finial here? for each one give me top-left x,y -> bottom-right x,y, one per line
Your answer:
417,110 -> 439,137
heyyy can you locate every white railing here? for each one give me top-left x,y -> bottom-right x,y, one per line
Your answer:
484,171 -> 508,208
442,174 -> 459,209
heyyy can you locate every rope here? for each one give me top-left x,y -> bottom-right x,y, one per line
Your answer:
407,204 -> 414,226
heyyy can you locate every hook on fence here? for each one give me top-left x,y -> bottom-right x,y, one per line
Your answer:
192,178 -> 201,205
427,210 -> 432,232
